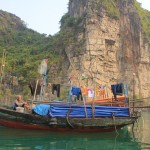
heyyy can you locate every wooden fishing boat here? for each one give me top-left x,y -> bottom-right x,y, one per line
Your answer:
0,56 -> 143,132
0,103 -> 140,132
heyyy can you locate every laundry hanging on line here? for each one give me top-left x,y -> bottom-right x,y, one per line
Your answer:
52,84 -> 60,97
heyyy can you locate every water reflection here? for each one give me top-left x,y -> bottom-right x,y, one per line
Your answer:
129,110 -> 150,149
0,111 -> 150,150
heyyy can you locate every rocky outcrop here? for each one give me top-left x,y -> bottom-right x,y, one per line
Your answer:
66,0 -> 150,98
0,10 -> 26,31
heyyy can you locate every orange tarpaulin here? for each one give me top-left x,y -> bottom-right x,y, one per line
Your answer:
85,95 -> 127,105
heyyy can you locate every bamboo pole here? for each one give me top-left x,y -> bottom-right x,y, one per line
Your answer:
0,49 -> 6,83
33,79 -> 39,101
83,97 -> 88,118
132,73 -> 135,112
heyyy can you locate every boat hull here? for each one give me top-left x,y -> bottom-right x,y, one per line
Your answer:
0,107 -> 139,132
0,118 -> 128,132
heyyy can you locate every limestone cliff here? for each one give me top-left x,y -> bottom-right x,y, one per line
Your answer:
63,0 -> 150,98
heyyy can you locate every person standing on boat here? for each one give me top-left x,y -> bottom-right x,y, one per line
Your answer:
14,95 -> 29,111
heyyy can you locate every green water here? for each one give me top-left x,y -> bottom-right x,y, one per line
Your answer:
0,111 -> 150,150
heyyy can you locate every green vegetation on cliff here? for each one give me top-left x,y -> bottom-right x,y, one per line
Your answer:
59,13 -> 85,53
0,0 -> 150,98
134,0 -> 150,43
94,0 -> 120,19
0,10 -> 64,96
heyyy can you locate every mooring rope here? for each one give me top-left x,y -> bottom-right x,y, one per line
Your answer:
140,111 -> 145,128
112,112 -> 119,135
66,109 -> 74,128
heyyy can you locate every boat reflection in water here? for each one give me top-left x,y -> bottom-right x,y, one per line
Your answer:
0,128 -> 144,150
128,110 -> 150,150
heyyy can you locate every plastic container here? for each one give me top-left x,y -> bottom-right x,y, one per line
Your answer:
16,107 -> 24,112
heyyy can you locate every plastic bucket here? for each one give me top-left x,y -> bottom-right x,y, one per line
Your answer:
16,107 -> 24,112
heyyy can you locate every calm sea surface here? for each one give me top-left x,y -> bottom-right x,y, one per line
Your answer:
0,110 -> 150,150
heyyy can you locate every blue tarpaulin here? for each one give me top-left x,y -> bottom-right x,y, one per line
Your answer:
33,104 -> 130,118
49,104 -> 130,118
33,104 -> 51,116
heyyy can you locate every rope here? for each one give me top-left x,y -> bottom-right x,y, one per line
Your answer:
140,112 -> 145,128
66,109 -> 74,128
112,112 -> 119,135
113,133 -> 119,150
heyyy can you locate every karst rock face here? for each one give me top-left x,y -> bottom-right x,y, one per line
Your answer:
67,0 -> 150,98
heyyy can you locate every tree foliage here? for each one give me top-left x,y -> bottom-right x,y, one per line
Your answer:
134,0 -> 150,43
0,10 -> 62,96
